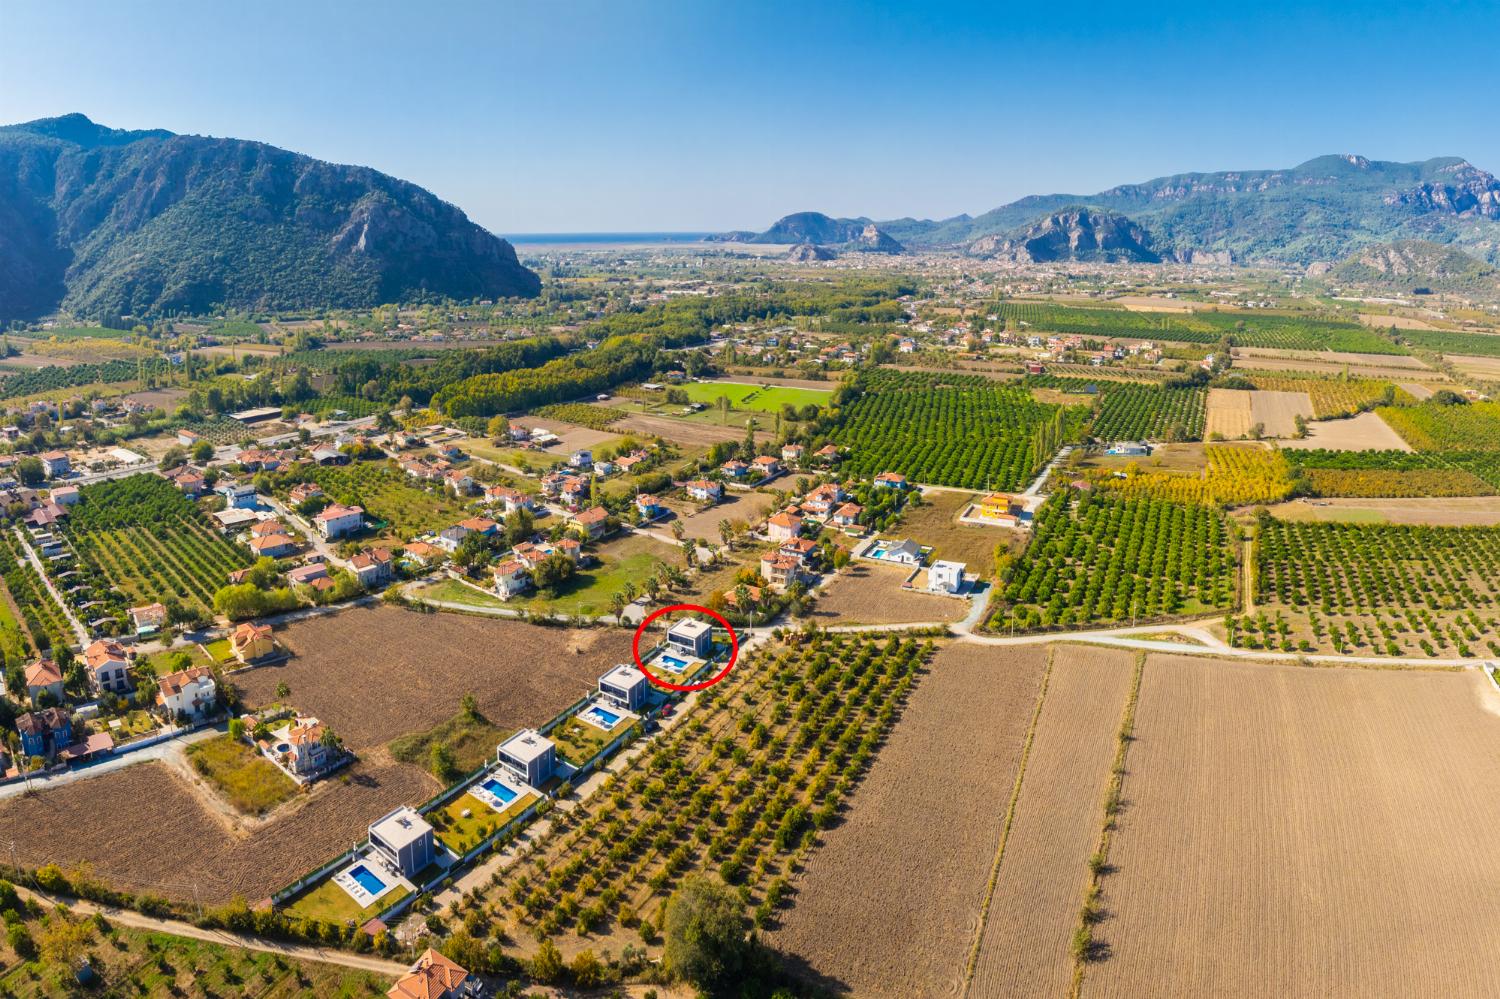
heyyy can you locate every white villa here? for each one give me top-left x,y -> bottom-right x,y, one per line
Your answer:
929,560 -> 966,594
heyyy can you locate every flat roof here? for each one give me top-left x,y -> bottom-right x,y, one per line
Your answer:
668,619 -> 712,640
499,728 -> 553,765
369,806 -> 431,850
600,664 -> 649,689
932,559 -> 966,571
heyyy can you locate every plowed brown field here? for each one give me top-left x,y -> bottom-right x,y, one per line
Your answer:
769,644 -> 1049,997
966,646 -> 1135,997
1084,655 -> 1500,998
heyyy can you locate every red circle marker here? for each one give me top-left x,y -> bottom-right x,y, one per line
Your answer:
632,603 -> 739,692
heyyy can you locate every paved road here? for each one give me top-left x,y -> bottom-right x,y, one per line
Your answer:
0,725 -> 218,800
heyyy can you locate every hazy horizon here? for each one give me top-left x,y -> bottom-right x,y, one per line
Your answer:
2,0 -> 1497,234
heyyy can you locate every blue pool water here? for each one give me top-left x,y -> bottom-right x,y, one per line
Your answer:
659,654 -> 690,672
349,865 -> 386,895
481,778 -> 518,803
869,544 -> 891,558
586,706 -> 622,726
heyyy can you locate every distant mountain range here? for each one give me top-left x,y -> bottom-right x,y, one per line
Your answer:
720,155 -> 1500,267
1331,239 -> 1499,294
0,114 -> 540,322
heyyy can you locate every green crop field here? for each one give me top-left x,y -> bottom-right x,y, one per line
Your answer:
277,461 -> 468,537
674,380 -> 833,413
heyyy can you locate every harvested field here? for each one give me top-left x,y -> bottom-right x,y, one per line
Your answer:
1400,382 -> 1435,400
1248,390 -> 1314,437
770,644 -> 1049,998
1086,655 -> 1500,999
1280,411 -> 1413,452
0,758 -> 433,904
1356,312 -> 1446,331
1446,353 -> 1500,379
967,646 -> 1135,998
1235,347 -> 1433,370
1266,496 -> 1500,527
670,490 -> 777,541
902,488 -> 1019,575
232,606 -> 636,751
811,562 -> 969,626
607,411 -> 760,446
1205,388 -> 1253,439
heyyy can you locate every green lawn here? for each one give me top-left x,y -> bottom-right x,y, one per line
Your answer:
429,786 -> 539,855
415,577 -> 508,609
185,735 -> 298,815
506,537 -> 676,617
286,875 -> 411,925
551,714 -> 634,767
674,380 -> 832,413
200,637 -> 234,663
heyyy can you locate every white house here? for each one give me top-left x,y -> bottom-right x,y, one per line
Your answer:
685,479 -> 722,504
83,639 -> 131,696
215,480 -> 258,509
929,560 -> 966,594
156,666 -> 217,720
493,559 -> 531,600
497,730 -> 555,787
314,503 -> 364,539
1106,441 -> 1151,457
766,511 -> 803,542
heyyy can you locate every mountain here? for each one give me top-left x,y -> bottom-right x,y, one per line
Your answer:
0,113 -> 540,321
1331,239 -> 1499,294
722,155 -> 1500,266
714,211 -> 903,253
968,207 -> 1159,263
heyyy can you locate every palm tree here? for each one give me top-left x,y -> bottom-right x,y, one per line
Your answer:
610,591 -> 627,625
718,519 -> 733,549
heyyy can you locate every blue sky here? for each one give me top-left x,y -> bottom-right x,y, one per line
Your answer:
2,0 -> 1496,233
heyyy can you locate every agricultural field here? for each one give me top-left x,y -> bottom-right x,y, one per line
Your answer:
1086,442 -> 1294,507
0,530 -> 73,654
770,643 -> 1050,997
1087,655 -> 1500,998
1443,353 -> 1500,379
894,488 -> 1019,574
810,562 -> 969,626
995,302 -> 1405,354
831,368 -> 1082,490
1203,388 -> 1253,439
1027,377 -> 1205,442
275,461 -> 468,537
966,646 -> 1137,999
0,897 -> 393,998
1377,399 -> 1500,452
58,474 -> 253,622
1266,497 -> 1500,527
1246,372 -> 1410,418
1249,390 -> 1314,437
1280,410 -> 1414,452
184,734 -> 299,816
1253,517 -> 1500,655
672,379 -> 833,414
1399,327 -> 1500,358
463,634 -> 930,963
531,402 -> 628,429
994,490 -> 1235,631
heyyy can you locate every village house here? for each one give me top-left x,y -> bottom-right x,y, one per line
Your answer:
724,585 -> 764,610
39,451 -> 70,479
369,806 -> 437,879
929,560 -> 966,594
497,730 -> 556,786
569,505 -> 611,540
437,525 -> 471,553
598,664 -> 650,712
779,537 -> 820,564
760,552 -> 804,589
686,479 -> 723,504
215,479 -> 258,509
667,618 -> 714,658
387,948 -> 480,999
400,540 -> 442,567
781,443 -> 804,464
484,485 -> 531,514
25,502 -> 66,529
310,445 -> 347,466
286,562 -> 330,586
635,493 -> 667,520
766,511 -> 803,542
458,516 -> 499,538
832,501 -> 863,528
569,449 -> 593,469
874,471 -> 909,490
83,640 -> 131,696
169,468 -> 208,496
350,548 -> 395,587
285,717 -> 330,776
128,602 -> 168,637
250,532 -> 299,559
751,455 -> 781,477
230,621 -> 276,663
314,503 -> 364,539
493,558 -> 531,600
24,659 -> 64,705
801,482 -> 846,516
719,459 -> 749,480
289,482 -> 324,506
176,429 -> 201,448
16,707 -> 71,760
156,665 -> 217,721
444,469 -> 476,495
816,444 -> 841,464
49,485 -> 80,507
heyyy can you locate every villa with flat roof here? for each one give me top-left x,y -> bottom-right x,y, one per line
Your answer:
599,664 -> 651,712
368,806 -> 435,878
497,729 -> 555,787
667,618 -> 713,658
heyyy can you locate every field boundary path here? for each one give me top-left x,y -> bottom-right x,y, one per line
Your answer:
0,726 -> 218,800
13,884 -> 406,977
12,526 -> 89,647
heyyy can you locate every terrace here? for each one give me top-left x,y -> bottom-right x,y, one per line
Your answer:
550,694 -> 639,767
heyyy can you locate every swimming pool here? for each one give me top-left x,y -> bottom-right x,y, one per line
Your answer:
657,653 -> 691,673
582,705 -> 622,728
479,777 -> 518,804
348,864 -> 386,895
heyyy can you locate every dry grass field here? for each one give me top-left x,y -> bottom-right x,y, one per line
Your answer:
1446,353 -> 1500,379
770,644 -> 1049,997
0,758 -> 434,905
1085,655 -> 1500,999
1400,381 -> 1435,400
1205,389 -> 1254,439
607,411 -> 757,446
669,490 -> 778,541
1235,347 -> 1434,370
1248,390 -> 1314,437
1266,496 -> 1500,527
902,489 -> 1019,574
967,646 -> 1136,998
1355,312 -> 1447,331
1279,411 -> 1413,452
233,606 -> 636,751
811,563 -> 969,626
